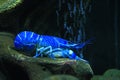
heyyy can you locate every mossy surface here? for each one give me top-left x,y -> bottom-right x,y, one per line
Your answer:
0,0 -> 22,13
44,75 -> 79,80
104,69 -> 120,78
91,69 -> 120,80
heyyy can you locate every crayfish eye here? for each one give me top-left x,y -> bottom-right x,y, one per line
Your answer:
68,50 -> 74,55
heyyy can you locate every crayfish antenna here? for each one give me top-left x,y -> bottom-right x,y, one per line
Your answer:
73,37 -> 95,50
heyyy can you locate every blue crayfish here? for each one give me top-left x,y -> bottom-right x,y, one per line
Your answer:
14,31 -> 91,61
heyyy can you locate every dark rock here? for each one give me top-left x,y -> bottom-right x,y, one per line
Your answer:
22,0 -> 58,35
0,71 -> 7,80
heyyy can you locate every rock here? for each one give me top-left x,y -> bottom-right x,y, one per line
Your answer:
0,71 -> 7,80
0,32 -> 52,80
19,62 -> 52,80
91,69 -> 120,80
104,69 -> 120,78
0,0 -> 22,13
44,75 -> 79,80
0,32 -> 93,80
0,32 -> 14,55
91,75 -> 120,80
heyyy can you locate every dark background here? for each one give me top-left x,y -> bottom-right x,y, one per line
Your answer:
85,0 -> 120,74
0,0 -> 120,75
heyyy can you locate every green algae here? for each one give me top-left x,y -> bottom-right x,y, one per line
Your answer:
104,69 -> 120,78
0,0 -> 22,13
44,75 -> 79,80
91,69 -> 120,80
